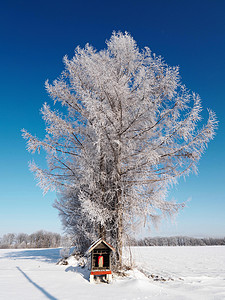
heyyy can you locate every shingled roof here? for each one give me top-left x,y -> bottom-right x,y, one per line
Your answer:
87,238 -> 115,253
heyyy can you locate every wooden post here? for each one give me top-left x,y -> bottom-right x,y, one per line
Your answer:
90,274 -> 94,283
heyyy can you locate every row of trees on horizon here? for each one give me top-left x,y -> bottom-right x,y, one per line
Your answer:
131,236 -> 225,247
1,231 -> 224,249
0,230 -> 70,249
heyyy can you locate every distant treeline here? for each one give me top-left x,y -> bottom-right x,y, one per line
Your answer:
130,236 -> 225,246
0,230 -> 70,249
1,232 -> 225,249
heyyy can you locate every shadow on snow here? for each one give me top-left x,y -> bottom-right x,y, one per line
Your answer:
16,266 -> 58,300
4,248 -> 90,283
65,265 -> 90,281
5,248 -> 62,263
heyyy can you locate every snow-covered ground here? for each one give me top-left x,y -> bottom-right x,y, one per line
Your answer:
0,246 -> 225,300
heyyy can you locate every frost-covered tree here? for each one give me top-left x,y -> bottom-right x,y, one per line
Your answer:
54,188 -> 97,254
23,32 -> 217,267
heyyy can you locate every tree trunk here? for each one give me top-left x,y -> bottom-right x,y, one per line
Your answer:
115,138 -> 123,268
99,224 -> 106,240
115,186 -> 123,268
99,143 -> 106,240
116,206 -> 123,268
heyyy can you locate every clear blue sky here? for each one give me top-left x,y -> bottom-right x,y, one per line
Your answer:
0,0 -> 224,237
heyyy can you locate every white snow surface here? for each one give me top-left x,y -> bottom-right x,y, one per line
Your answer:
0,246 -> 225,300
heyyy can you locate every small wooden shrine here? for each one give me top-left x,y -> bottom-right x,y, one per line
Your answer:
87,238 -> 115,283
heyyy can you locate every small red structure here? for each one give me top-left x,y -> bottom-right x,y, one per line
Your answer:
87,238 -> 115,283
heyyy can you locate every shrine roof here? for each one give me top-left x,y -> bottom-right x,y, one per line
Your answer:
87,238 -> 115,253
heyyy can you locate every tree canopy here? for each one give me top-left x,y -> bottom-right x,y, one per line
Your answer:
23,32 -> 217,265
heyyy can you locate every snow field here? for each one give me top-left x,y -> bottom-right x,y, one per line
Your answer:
130,246 -> 225,299
0,246 -> 225,300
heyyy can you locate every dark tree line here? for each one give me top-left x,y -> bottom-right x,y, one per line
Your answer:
0,230 -> 63,249
130,236 -> 225,246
